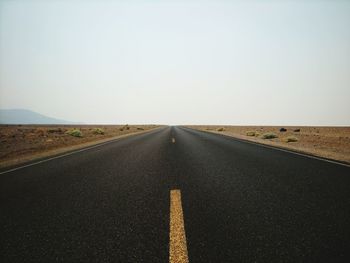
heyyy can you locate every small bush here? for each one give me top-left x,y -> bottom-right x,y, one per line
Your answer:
137,127 -> 144,130
294,129 -> 300,132
66,129 -> 82,137
120,124 -> 129,131
261,132 -> 278,139
280,128 -> 287,132
246,131 -> 256,136
285,136 -> 298,143
93,128 -> 104,135
217,127 -> 224,132
48,128 -> 62,133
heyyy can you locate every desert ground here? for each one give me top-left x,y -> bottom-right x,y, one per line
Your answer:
0,124 -> 160,168
186,126 -> 350,164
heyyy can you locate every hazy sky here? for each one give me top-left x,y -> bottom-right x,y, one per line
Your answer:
0,0 -> 349,125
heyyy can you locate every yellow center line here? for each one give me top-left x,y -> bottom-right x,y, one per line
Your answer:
169,189 -> 189,263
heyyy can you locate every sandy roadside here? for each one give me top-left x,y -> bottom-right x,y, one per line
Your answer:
186,125 -> 350,165
0,125 -> 163,169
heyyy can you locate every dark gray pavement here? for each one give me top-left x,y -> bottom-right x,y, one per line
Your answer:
1,126 -> 349,262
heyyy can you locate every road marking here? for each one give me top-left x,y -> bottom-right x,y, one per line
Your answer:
170,190 -> 189,263
172,138 -> 176,143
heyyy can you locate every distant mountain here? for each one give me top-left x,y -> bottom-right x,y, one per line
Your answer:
0,109 -> 77,124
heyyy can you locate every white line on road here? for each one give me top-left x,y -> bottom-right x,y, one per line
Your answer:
170,189 -> 189,263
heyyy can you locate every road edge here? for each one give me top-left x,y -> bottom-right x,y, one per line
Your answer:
0,126 -> 166,174
182,126 -> 350,168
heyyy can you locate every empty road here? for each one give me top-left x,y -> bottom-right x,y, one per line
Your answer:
1,126 -> 350,262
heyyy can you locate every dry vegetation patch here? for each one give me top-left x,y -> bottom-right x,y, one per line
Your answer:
261,132 -> 278,139
285,136 -> 299,143
246,131 -> 256,136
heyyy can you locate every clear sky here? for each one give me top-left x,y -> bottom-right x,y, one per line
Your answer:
0,0 -> 349,125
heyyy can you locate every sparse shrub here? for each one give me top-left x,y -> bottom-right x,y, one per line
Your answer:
217,127 -> 225,132
137,127 -> 144,130
285,136 -> 298,143
246,131 -> 256,136
294,128 -> 301,132
48,128 -> 62,133
261,132 -> 278,139
280,128 -> 287,132
66,129 -> 82,137
92,128 -> 104,135
120,124 -> 129,131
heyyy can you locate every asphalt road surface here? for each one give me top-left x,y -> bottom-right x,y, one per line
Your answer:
1,126 -> 350,262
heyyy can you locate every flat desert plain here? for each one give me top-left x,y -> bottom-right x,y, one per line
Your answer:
0,125 -> 160,169
187,126 -> 350,164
